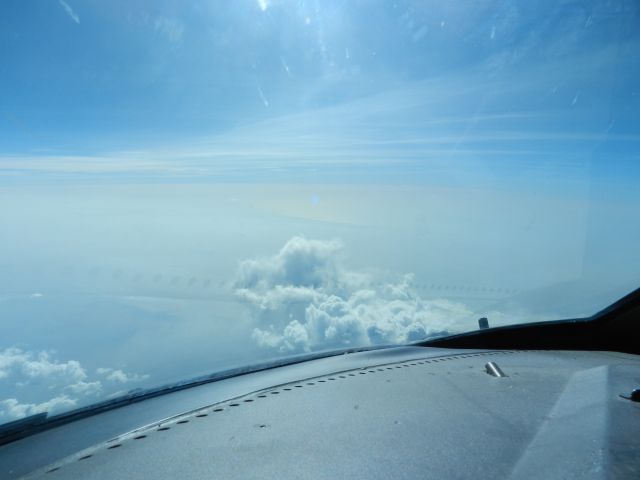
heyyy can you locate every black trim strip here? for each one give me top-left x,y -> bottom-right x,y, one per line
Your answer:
419,287 -> 640,354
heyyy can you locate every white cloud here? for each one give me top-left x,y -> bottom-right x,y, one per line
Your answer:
234,237 -> 471,353
66,380 -> 102,396
96,367 -> 149,384
58,0 -> 80,24
0,396 -> 77,420
257,0 -> 269,12
0,348 -> 86,382
0,348 -> 148,421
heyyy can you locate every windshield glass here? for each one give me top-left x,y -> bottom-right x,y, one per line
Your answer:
1,0 -> 639,423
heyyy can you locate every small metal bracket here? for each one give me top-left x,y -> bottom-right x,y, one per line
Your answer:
619,388 -> 640,402
485,362 -> 507,377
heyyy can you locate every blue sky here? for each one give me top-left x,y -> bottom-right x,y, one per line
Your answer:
1,0 -> 639,419
1,0 -> 638,176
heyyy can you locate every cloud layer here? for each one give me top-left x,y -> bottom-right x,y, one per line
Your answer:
0,348 -> 148,421
234,236 -> 473,353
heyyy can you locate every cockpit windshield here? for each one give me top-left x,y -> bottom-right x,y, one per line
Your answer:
1,0 -> 639,424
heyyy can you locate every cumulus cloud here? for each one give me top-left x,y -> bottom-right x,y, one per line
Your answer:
0,396 -> 77,419
234,237 -> 471,354
0,348 -> 148,421
0,348 -> 86,382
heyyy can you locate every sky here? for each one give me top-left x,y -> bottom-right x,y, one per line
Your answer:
1,0 -> 639,421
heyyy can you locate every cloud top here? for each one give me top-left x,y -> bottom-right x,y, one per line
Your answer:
235,236 -> 346,293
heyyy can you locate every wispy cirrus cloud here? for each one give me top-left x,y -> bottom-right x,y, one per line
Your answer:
58,0 -> 80,24
0,43 -> 628,184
